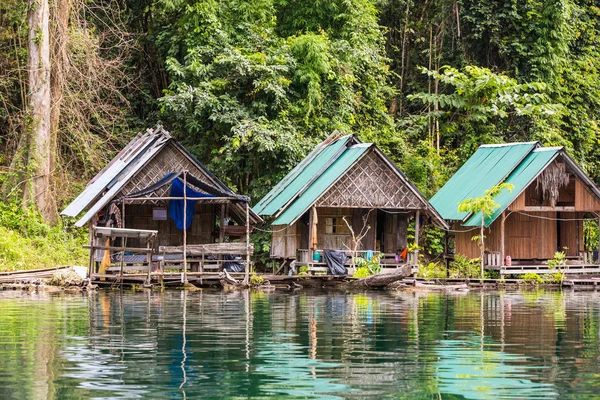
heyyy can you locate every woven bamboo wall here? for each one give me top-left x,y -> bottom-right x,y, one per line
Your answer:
117,142 -> 217,202
316,150 -> 424,209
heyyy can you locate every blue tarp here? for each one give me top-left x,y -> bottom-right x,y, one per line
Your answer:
168,178 -> 214,230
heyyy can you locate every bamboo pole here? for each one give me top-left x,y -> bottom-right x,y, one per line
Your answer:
183,171 -> 188,284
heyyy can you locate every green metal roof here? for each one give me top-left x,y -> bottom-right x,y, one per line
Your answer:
272,145 -> 371,225
463,147 -> 559,227
253,135 -> 354,216
429,142 -> 538,222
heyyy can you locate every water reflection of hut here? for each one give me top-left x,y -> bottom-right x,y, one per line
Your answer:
61,126 -> 262,283
253,132 -> 448,274
431,142 -> 600,275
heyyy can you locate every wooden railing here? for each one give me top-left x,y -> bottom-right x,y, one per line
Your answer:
296,249 -> 416,274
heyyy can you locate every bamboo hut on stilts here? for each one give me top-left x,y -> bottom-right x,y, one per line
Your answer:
61,126 -> 262,287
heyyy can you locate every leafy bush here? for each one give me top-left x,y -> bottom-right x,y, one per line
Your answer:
417,262 -> 446,280
250,272 -> 264,286
355,255 -> 381,275
522,273 -> 544,284
353,267 -> 371,279
449,255 -> 480,278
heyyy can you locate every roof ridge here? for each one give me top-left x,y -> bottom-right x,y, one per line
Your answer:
479,141 -> 539,148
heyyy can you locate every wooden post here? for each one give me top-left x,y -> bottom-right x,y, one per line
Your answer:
444,230 -> 449,278
576,212 -> 580,257
183,171 -> 188,284
219,204 -> 226,243
245,202 -> 250,285
500,211 -> 506,267
414,210 -> 420,274
119,236 -> 127,281
145,234 -> 154,285
308,206 -> 316,261
218,203 -> 226,271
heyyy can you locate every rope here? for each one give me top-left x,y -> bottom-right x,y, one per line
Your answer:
516,211 -> 597,222
253,225 -> 291,233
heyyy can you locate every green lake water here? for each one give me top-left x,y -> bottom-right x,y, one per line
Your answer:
0,288 -> 599,399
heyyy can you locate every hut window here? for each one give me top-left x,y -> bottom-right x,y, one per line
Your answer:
325,217 -> 350,234
153,208 -> 168,221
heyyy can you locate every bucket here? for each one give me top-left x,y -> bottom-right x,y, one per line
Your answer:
312,250 -> 321,262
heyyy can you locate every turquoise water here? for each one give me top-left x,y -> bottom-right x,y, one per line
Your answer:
0,289 -> 598,399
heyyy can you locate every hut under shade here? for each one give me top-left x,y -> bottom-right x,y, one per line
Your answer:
253,132 -> 448,273
61,126 -> 262,283
430,142 -> 600,275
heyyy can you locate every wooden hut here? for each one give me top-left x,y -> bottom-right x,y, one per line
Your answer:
430,142 -> 600,275
61,126 -> 262,283
253,133 -> 448,273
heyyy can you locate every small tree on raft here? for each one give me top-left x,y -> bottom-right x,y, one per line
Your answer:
458,183 -> 514,278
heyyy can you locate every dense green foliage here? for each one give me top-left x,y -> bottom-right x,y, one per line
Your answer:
0,203 -> 86,271
1,0 -> 600,268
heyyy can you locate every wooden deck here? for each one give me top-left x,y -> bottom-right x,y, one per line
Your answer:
500,265 -> 600,275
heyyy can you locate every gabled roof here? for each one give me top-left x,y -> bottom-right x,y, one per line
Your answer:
61,125 -> 261,227
254,133 -> 448,229
430,142 -> 538,222
432,142 -> 600,228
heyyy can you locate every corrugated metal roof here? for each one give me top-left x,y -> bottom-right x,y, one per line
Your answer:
272,144 -> 371,225
462,147 -> 559,227
429,142 -> 538,221
253,135 -> 355,217
62,126 -> 170,218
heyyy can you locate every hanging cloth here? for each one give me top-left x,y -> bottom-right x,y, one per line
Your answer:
168,178 -> 213,230
310,207 -> 319,250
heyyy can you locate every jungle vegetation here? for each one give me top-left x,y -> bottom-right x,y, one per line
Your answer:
0,0 -> 599,268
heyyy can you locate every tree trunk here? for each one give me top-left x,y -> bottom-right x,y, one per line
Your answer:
47,0 -> 71,223
25,0 -> 54,222
346,265 -> 411,289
